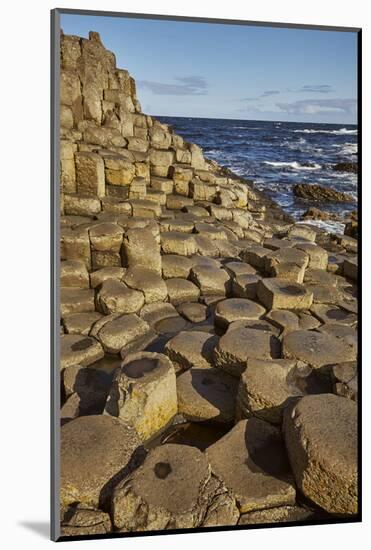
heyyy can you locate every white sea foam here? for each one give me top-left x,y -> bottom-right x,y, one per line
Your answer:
332,142 -> 358,156
264,161 -> 321,170
293,127 -> 357,135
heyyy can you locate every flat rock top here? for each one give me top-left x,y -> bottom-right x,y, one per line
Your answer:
129,443 -> 211,514
61,415 -> 142,507
285,394 -> 357,475
283,329 -> 356,368
206,418 -> 295,512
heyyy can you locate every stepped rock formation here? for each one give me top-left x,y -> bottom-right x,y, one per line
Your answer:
59,31 -> 358,537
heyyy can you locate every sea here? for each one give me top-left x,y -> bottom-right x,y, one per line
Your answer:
158,117 -> 358,233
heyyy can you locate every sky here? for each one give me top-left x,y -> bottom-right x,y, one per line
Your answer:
60,14 -> 358,124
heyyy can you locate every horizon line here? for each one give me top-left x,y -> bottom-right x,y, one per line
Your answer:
155,114 -> 358,126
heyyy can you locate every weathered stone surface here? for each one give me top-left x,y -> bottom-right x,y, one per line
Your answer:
96,279 -> 144,314
60,335 -> 104,370
90,266 -> 125,288
112,444 -> 215,531
61,415 -> 143,508
206,419 -> 296,513
165,331 -> 218,370
331,361 -> 357,400
257,278 -> 313,310
214,327 -> 281,377
311,304 -> 357,326
166,278 -> 200,305
62,364 -> 111,416
177,302 -> 207,323
123,266 -> 167,303
63,311 -> 103,335
60,227 -> 91,267
64,194 -> 101,216
239,505 -> 313,525
343,257 -> 358,281
214,298 -> 265,329
122,228 -> 162,274
61,260 -> 89,288
177,367 -> 238,423
232,274 -> 261,300
237,359 -> 302,424
97,314 -> 150,353
89,223 -> 123,252
282,329 -> 357,369
224,261 -> 256,277
295,242 -> 328,270
190,264 -> 231,296
105,352 -> 177,441
161,232 -> 198,257
265,247 -> 309,275
75,152 -> 105,198
60,505 -> 112,536
265,309 -> 300,334
283,394 -> 357,514
61,288 -> 95,317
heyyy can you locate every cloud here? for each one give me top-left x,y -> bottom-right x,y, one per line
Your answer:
240,90 -> 280,101
261,90 -> 280,97
276,98 -> 356,115
298,84 -> 334,93
137,76 -> 208,95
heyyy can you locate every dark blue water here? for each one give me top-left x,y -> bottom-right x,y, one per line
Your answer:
158,117 -> 358,231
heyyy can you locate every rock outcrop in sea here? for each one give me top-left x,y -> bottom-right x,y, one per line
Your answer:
59,30 -> 358,537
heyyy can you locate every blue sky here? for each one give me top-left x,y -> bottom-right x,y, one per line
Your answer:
61,14 -> 358,124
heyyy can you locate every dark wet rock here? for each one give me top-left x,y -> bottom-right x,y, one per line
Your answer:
332,162 -> 358,173
293,183 -> 355,203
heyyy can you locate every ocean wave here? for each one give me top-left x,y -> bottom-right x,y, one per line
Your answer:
293,127 -> 357,135
263,161 -> 321,170
297,219 -> 345,234
332,142 -> 358,156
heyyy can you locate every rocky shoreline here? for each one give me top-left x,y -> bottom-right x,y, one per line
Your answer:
59,31 -> 358,537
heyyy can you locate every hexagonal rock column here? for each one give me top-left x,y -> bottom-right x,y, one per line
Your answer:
206,418 -> 296,513
283,394 -> 357,514
104,352 -> 177,441
123,266 -> 168,304
236,359 -> 302,424
96,314 -> 151,354
96,279 -> 144,315
61,415 -> 144,509
213,327 -> 281,377
89,222 -> 124,269
257,278 -> 313,310
190,265 -> 231,296
214,298 -> 266,330
60,335 -> 104,370
282,329 -> 357,369
166,278 -> 200,305
111,443 -> 230,531
177,367 -> 238,423
122,228 -> 162,275
165,331 -> 219,370
161,232 -> 198,257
